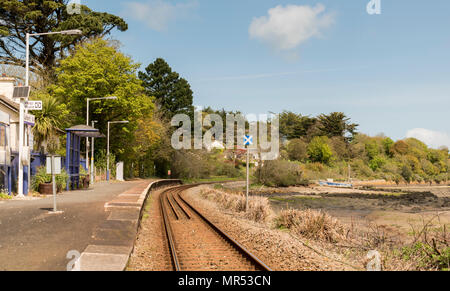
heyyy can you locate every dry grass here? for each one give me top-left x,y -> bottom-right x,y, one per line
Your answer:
199,186 -> 449,270
200,189 -> 273,224
276,209 -> 349,243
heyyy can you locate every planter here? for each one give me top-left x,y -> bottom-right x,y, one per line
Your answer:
38,183 -> 62,195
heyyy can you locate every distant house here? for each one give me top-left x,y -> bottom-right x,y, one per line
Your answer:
204,140 -> 225,152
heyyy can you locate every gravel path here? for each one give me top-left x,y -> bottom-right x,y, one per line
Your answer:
127,188 -> 173,271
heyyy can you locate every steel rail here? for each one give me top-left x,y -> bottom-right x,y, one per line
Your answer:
166,190 -> 181,220
160,184 -> 272,272
178,188 -> 273,271
160,189 -> 181,271
172,192 -> 192,219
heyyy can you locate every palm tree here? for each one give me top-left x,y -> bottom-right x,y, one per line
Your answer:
32,93 -> 70,154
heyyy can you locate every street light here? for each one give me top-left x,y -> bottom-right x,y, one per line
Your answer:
17,29 -> 82,198
86,96 -> 117,180
107,121 -> 129,181
91,120 -> 98,185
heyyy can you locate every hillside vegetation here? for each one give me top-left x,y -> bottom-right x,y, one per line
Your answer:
258,111 -> 449,186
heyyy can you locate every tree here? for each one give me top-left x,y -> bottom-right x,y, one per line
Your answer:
329,136 -> 349,159
393,140 -> 409,155
307,136 -> 333,164
369,156 -> 386,171
382,137 -> 394,157
0,0 -> 127,81
131,114 -> 167,177
52,38 -> 154,164
279,111 -> 316,139
365,140 -> 380,160
139,58 -> 193,118
287,139 -> 307,161
318,112 -> 359,140
32,91 -> 70,153
401,165 -> 413,183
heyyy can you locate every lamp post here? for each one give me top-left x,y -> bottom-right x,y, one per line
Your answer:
18,29 -> 82,198
86,97 -> 117,181
107,121 -> 129,182
91,120 -> 98,185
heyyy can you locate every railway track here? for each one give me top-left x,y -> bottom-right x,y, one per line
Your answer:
160,185 -> 272,271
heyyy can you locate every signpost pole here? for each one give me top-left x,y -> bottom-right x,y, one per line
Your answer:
51,155 -> 57,212
107,122 -> 110,182
86,99 -> 89,183
91,121 -> 96,186
18,101 -> 24,197
243,135 -> 253,213
246,146 -> 249,212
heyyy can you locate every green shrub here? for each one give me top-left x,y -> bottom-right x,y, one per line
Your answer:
434,173 -> 448,184
401,165 -> 413,183
287,139 -> 308,161
257,160 -> 306,187
401,243 -> 450,271
215,162 -> 241,178
0,193 -> 12,200
352,159 -> 374,178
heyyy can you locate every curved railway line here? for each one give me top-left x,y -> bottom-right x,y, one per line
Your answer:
159,185 -> 272,271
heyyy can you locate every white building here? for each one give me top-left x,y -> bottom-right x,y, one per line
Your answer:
0,74 -> 31,194
0,76 -> 20,150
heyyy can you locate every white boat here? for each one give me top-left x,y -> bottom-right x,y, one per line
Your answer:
319,181 -> 353,188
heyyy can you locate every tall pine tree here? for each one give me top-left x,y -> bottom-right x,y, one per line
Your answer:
139,58 -> 193,119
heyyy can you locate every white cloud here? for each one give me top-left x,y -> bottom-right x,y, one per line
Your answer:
124,0 -> 197,32
406,128 -> 450,149
249,4 -> 334,52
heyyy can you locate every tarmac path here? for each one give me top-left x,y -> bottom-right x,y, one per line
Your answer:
0,180 -> 143,271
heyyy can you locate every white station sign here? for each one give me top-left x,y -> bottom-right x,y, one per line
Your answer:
25,101 -> 43,111
46,156 -> 62,175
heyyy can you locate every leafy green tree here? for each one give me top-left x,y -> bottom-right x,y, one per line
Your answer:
287,139 -> 308,161
369,156 -> 386,171
0,0 -> 127,81
307,136 -> 333,164
139,58 -> 193,118
318,112 -> 359,140
382,137 -> 394,157
52,38 -> 154,164
365,140 -> 380,160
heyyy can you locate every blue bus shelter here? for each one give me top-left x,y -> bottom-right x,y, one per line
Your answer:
65,125 -> 104,191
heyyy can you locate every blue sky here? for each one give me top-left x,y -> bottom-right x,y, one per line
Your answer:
84,0 -> 450,148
